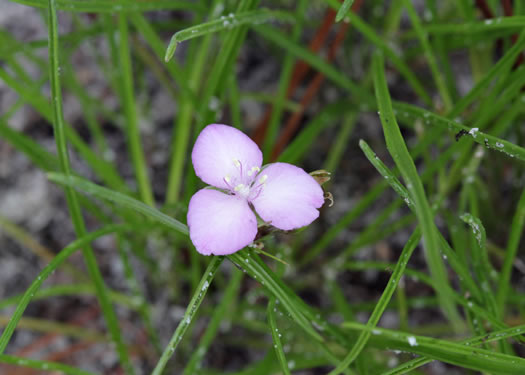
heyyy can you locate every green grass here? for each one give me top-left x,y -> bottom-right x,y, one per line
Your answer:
0,0 -> 524,374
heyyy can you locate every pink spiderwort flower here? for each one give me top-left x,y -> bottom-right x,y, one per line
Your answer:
187,124 -> 325,256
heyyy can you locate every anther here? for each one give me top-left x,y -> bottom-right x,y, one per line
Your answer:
233,159 -> 241,168
258,174 -> 268,184
247,166 -> 260,176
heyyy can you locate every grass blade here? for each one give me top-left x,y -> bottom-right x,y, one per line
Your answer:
165,9 -> 295,61
47,173 -> 188,235
229,250 -> 323,342
0,224 -> 132,353
344,322 -> 525,374
151,256 -> 224,375
335,0 -> 355,22
372,51 -> 462,330
383,323 -> 525,375
46,2 -> 134,373
0,354 -> 95,375
394,102 -> 525,162
117,14 -> 154,206
327,230 -> 421,375
497,187 -> 525,316
268,297 -> 291,375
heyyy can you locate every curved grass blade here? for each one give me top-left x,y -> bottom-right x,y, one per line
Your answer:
382,323 -> 525,375
394,102 -> 525,162
47,173 -> 188,236
151,256 -> 224,375
327,230 -> 421,375
229,250 -> 323,342
373,51 -> 462,330
0,354 -> 95,375
344,322 -> 525,374
359,140 -> 484,304
165,9 -> 295,61
359,140 -> 412,205
0,224 -> 132,352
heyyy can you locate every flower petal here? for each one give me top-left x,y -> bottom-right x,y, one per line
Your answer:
251,163 -> 324,230
187,188 -> 257,255
192,124 -> 263,189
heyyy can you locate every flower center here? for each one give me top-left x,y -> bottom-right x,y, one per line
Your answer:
223,159 -> 267,201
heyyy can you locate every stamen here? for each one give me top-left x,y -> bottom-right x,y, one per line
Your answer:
258,174 -> 268,184
247,166 -> 260,176
234,183 -> 245,191
223,175 -> 233,189
233,158 -> 243,178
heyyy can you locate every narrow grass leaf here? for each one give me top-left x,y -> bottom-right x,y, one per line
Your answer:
345,323 -> 525,374
402,0 -> 452,110
394,102 -> 525,162
383,323 -> 525,375
165,9 -> 295,61
0,224 -> 131,353
229,250 -> 324,342
359,140 -> 412,205
335,0 -> 355,22
373,52 -> 462,330
117,14 -> 154,206
497,187 -> 525,316
327,230 -> 421,375
47,173 -> 188,235
47,2 -> 133,373
0,354 -> 95,375
268,297 -> 291,375
183,269 -> 244,374
152,256 -> 224,375
420,17 -> 525,34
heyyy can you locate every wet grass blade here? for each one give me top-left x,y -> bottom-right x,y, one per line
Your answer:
165,9 -> 295,61
151,256 -> 224,375
345,322 -> 525,374
372,51 -> 462,330
383,323 -> 525,374
394,102 -> 525,162
327,230 -> 421,375
268,297 -> 291,375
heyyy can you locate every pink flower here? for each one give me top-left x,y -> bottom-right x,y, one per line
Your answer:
187,124 -> 325,256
